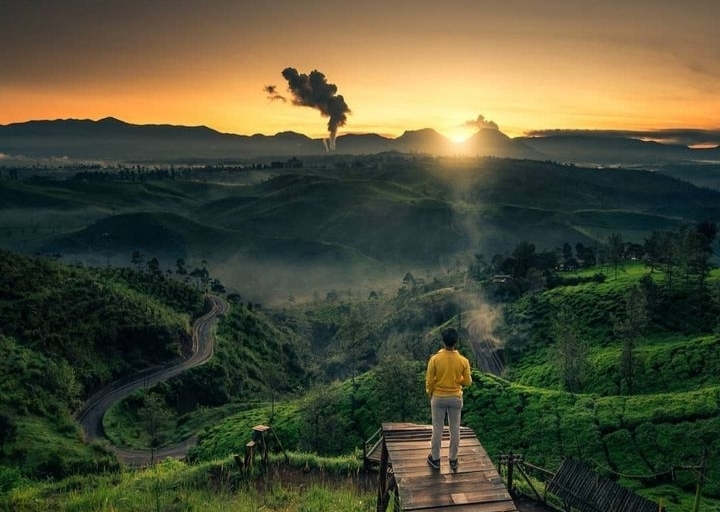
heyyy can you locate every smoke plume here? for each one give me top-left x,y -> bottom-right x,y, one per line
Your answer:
270,67 -> 351,151
463,114 -> 499,131
263,85 -> 286,102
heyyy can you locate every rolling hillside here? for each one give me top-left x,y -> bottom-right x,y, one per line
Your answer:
2,250 -> 720,510
2,156 -> 720,302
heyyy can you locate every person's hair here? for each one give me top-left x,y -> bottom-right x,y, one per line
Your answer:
441,327 -> 459,348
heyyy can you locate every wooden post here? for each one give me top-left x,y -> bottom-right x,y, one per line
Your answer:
233,454 -> 244,471
692,452 -> 707,512
376,440 -> 389,512
270,427 -> 290,463
253,425 -> 270,468
507,451 -> 514,493
244,440 -> 255,474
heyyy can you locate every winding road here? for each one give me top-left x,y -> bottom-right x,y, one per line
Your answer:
466,304 -> 505,376
76,294 -> 228,465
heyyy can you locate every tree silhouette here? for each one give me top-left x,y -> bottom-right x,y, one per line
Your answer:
551,304 -> 588,393
373,352 -> 425,423
138,394 -> 173,464
606,233 -> 624,279
613,283 -> 651,395
643,231 -> 662,273
130,250 -> 145,271
0,413 -> 16,454
175,258 -> 187,280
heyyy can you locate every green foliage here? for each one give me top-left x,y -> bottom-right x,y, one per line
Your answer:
0,250 -> 202,395
0,250 -> 204,481
3,234 -> 720,509
162,301 -> 314,413
0,466 -> 24,494
1,457 -> 375,511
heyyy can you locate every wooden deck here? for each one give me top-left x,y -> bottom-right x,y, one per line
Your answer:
376,423 -> 519,512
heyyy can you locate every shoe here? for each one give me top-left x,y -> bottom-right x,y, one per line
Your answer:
427,455 -> 440,469
449,459 -> 458,470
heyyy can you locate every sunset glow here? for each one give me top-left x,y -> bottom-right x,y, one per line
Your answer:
1,0 -> 719,145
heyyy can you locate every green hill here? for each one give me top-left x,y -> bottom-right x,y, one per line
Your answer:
2,249 -> 720,511
0,249 -> 204,479
2,156 -> 720,304
2,154 -> 720,510
183,262 -> 720,511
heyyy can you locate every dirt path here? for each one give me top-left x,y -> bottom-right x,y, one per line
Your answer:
76,294 -> 228,465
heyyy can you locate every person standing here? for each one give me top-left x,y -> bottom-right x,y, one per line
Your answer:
425,327 -> 472,470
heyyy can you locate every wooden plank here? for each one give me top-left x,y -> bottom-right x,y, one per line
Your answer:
379,422 -> 518,512
398,476 -> 509,495
391,458 -> 499,475
387,439 -> 485,453
401,489 -> 517,510
402,504 -> 518,512
385,435 -> 478,444
397,470 -> 506,489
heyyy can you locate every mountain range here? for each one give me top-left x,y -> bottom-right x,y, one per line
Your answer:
2,117 -> 718,165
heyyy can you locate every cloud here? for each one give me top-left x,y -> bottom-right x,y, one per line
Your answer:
274,67 -> 351,150
263,85 -> 286,102
525,128 -> 720,147
463,114 -> 499,131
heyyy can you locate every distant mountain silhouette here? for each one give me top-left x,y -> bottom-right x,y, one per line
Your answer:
457,128 -> 540,159
518,134 -> 707,165
0,117 -> 716,164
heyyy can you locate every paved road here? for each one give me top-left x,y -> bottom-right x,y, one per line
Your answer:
466,305 -> 505,376
76,294 -> 229,465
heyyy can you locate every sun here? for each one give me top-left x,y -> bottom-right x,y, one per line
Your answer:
443,124 -> 478,144
445,129 -> 475,144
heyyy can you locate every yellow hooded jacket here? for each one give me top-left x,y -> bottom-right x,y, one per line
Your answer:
425,348 -> 472,397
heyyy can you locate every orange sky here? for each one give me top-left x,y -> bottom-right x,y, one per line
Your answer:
2,0 -> 719,142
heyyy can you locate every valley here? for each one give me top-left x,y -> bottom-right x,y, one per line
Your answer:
1,153 -> 719,511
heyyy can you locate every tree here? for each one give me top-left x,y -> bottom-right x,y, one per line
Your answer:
606,232 -> 624,279
696,219 -> 718,245
373,353 -> 425,423
534,250 -> 559,277
189,267 -> 206,291
511,241 -> 536,279
146,257 -> 161,277
200,259 -> 210,290
0,413 -> 16,454
643,231 -> 662,273
175,258 -> 187,280
210,278 -> 225,294
575,243 -> 596,267
682,221 -> 717,289
613,283 -> 651,395
131,250 -> 145,271
469,253 -> 490,282
298,385 -> 351,455
402,272 -> 416,292
138,394 -> 174,463
657,230 -> 680,290
551,305 -> 588,393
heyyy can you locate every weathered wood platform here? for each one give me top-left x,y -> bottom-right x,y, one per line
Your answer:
376,423 -> 519,512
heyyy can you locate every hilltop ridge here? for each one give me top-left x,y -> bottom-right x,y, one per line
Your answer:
2,117 -> 718,164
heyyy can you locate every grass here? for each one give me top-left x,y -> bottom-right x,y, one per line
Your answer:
4,249 -> 720,510
2,456 -> 376,512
